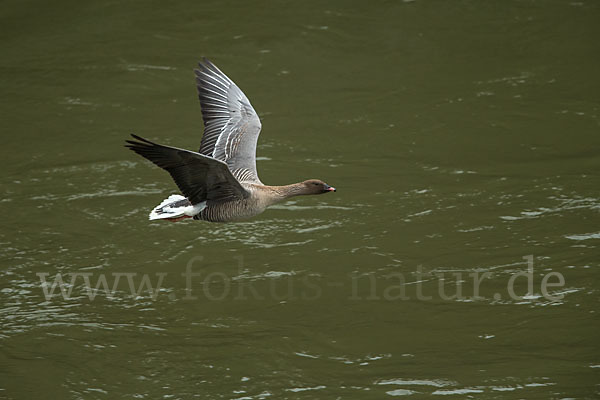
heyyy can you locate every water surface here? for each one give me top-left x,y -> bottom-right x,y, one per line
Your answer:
1,0 -> 599,398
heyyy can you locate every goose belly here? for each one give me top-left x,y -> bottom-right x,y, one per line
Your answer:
195,200 -> 266,222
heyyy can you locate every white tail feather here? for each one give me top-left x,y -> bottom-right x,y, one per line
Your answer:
148,195 -> 206,220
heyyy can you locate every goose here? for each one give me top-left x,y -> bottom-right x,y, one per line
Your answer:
125,58 -> 336,223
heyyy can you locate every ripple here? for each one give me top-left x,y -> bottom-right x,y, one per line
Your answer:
123,63 -> 176,71
376,378 -> 455,388
285,385 -> 326,392
387,389 -> 416,396
432,388 -> 484,395
565,232 -> 600,241
500,197 -> 600,221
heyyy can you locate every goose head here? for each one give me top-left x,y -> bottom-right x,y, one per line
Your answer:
302,179 -> 336,195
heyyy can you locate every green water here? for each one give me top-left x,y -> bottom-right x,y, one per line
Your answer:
1,0 -> 599,398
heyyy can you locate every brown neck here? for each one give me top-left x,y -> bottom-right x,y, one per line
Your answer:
265,182 -> 313,202
276,182 -> 311,199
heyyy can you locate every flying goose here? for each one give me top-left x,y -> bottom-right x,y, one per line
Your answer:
125,58 -> 336,222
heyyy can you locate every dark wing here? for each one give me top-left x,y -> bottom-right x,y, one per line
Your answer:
195,58 -> 263,184
125,134 -> 249,205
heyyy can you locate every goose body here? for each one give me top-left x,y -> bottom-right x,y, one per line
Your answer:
126,59 -> 335,223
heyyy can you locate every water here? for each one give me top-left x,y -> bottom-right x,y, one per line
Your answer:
1,0 -> 599,398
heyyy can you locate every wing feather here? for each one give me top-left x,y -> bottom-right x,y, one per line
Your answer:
195,58 -> 263,184
125,134 -> 249,205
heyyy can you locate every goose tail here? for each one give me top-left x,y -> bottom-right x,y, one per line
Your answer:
149,194 -> 205,222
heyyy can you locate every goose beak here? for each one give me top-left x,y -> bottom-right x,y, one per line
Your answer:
325,185 -> 336,193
